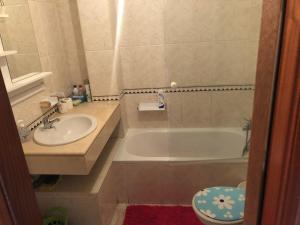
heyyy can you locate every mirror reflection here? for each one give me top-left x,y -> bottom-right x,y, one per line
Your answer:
0,0 -> 41,79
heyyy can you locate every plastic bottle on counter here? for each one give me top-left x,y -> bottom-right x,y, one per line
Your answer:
78,85 -> 85,96
72,85 -> 79,96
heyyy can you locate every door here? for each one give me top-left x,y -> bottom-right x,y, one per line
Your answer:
261,0 -> 300,224
0,72 -> 42,224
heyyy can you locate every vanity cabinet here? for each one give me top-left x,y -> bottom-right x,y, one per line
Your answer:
22,102 -> 121,175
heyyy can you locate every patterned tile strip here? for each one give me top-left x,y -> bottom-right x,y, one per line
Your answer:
92,85 -> 255,101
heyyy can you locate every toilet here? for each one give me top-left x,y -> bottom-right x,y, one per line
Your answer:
192,184 -> 246,225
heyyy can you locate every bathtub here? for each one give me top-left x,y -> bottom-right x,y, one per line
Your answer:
113,128 -> 248,162
112,128 -> 248,204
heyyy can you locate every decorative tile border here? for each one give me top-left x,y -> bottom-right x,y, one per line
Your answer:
92,85 -> 255,101
27,105 -> 58,131
26,85 -> 254,131
92,95 -> 120,102
124,85 -> 255,94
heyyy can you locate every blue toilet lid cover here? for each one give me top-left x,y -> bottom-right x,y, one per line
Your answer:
193,187 -> 245,221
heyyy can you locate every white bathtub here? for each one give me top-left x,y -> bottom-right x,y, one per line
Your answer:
114,128 -> 248,161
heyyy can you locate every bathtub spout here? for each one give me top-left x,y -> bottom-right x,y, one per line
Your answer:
242,137 -> 251,156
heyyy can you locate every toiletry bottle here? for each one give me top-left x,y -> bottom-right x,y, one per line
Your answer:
84,80 -> 92,103
78,85 -> 84,96
72,85 -> 79,96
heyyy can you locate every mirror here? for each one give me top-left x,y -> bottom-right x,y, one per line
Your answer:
0,0 -> 41,80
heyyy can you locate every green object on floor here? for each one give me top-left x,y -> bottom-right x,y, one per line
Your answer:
72,99 -> 82,106
43,207 -> 68,225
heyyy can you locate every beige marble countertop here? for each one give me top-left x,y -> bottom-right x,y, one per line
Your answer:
22,102 -> 120,156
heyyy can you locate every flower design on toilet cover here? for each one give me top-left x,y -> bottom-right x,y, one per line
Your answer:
193,187 -> 245,221
212,195 -> 235,209
196,189 -> 210,196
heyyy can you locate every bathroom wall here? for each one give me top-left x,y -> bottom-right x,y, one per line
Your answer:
119,0 -> 261,89
77,0 -> 122,97
77,0 -> 261,90
121,0 -> 261,128
123,90 -> 254,128
56,0 -> 88,85
77,0 -> 262,128
11,0 -> 88,125
8,0 -> 262,127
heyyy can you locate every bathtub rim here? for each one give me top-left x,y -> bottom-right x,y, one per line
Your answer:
113,127 -> 249,162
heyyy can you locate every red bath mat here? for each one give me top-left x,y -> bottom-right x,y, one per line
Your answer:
123,205 -> 204,225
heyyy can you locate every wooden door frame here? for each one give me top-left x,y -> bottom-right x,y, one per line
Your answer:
0,71 -> 42,224
260,0 -> 300,224
244,0 -> 284,224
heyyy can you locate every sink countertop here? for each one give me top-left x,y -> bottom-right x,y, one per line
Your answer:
22,102 -> 120,156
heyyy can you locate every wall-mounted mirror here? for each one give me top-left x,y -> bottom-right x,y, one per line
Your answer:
0,0 -> 41,79
0,0 -> 51,104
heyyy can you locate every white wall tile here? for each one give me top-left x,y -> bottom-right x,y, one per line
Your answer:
165,0 -> 215,44
85,50 -> 120,96
120,45 -> 168,89
166,43 -> 214,86
77,0 -> 114,51
211,41 -> 252,85
120,0 -> 164,47
181,92 -> 212,127
211,91 -> 254,127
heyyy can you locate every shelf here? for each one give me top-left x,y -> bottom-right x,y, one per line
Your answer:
138,102 -> 166,111
0,14 -> 8,18
0,50 -> 17,57
7,72 -> 52,93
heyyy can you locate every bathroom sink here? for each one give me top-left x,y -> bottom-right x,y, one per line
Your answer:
34,114 -> 97,146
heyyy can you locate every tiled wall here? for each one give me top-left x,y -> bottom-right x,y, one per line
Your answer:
77,0 -> 261,128
11,0 -> 87,125
77,0 -> 122,96
120,0 -> 261,88
56,0 -> 88,84
78,0 -> 261,91
122,89 -> 254,128
116,161 -> 247,204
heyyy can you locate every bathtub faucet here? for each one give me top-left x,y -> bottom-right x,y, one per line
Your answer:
242,118 -> 251,156
243,118 -> 251,131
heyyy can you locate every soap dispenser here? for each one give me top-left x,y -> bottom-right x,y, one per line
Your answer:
157,90 -> 165,109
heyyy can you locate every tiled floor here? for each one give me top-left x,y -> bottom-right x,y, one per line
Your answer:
110,204 -> 128,225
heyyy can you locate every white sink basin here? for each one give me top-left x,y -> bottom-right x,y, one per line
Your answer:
34,114 -> 97,146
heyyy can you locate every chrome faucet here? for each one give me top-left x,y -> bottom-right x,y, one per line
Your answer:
243,118 -> 251,131
242,118 -> 251,156
42,117 -> 60,129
